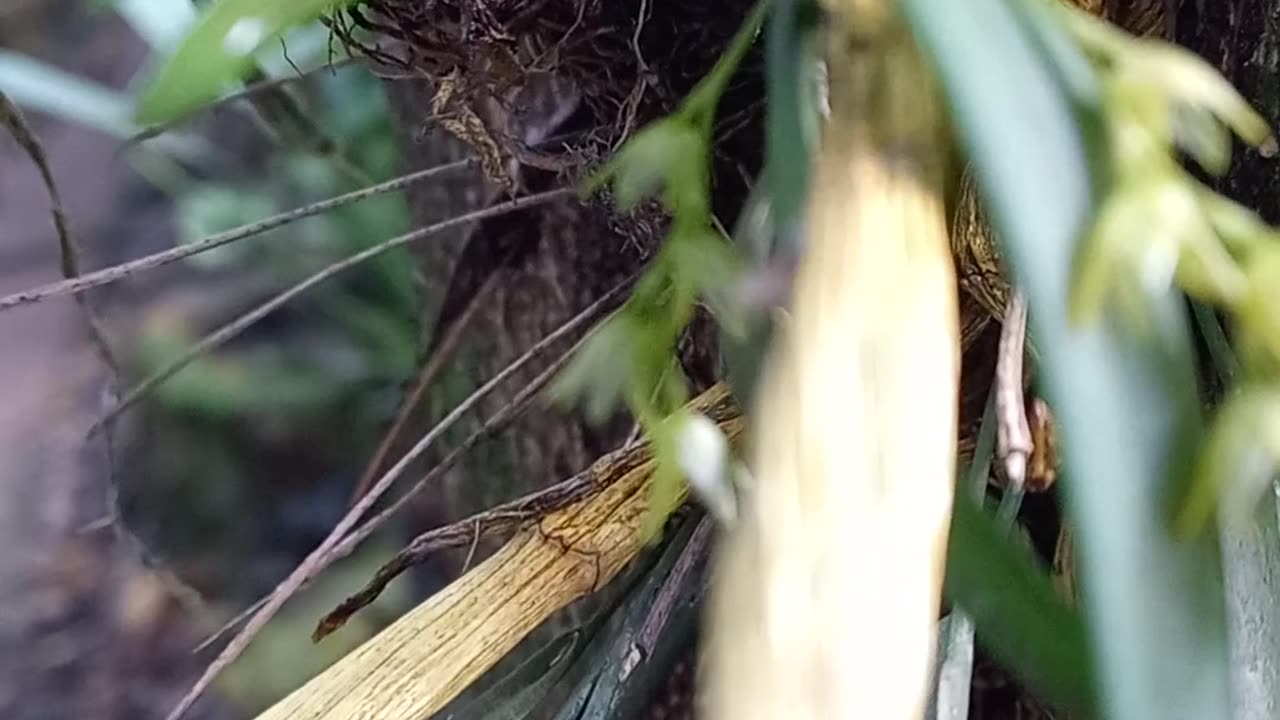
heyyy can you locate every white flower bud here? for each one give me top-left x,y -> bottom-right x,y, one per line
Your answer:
675,413 -> 738,527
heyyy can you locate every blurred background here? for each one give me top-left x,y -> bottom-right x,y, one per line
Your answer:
0,1 -> 438,716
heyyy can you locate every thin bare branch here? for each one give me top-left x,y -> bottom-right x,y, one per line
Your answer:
347,272 -> 503,506
332,275 -> 636,558
194,596 -> 268,655
1,91 -> 209,617
0,160 -> 473,312
123,56 -> 362,148
165,272 -> 627,720
194,353 -> 556,654
312,310 -> 630,635
192,278 -> 630,654
93,188 -> 570,433
315,461 -> 604,641
0,91 -> 119,369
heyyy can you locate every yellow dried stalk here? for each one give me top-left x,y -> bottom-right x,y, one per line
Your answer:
254,384 -> 741,720
701,1 -> 959,718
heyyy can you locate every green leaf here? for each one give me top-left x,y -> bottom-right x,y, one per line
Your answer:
718,307 -> 774,411
1179,387 -> 1280,536
764,0 -> 822,233
902,1 -> 1231,719
1190,300 -> 1240,394
136,0 -> 349,123
946,495 -> 1096,717
1172,105 -> 1234,176
587,121 -> 705,211
1237,248 -> 1280,373
666,228 -> 747,336
643,414 -> 688,540
938,388 -> 1082,716
681,0 -> 770,127
717,0 -> 821,410
549,316 -> 636,424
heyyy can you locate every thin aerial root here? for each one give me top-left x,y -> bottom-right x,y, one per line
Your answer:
93,188 -> 571,434
0,160 -> 474,312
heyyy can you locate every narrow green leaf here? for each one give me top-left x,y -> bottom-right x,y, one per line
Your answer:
136,0 -> 348,123
718,0 -> 821,410
902,1 -> 1231,719
1191,301 -> 1239,389
930,396 -> 997,720
946,494 -> 1096,717
549,315 -> 635,424
939,392 -> 1087,716
764,0 -> 821,232
682,0 -> 770,127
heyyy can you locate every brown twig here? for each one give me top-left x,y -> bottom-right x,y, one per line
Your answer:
0,91 -> 119,371
314,457 -> 614,640
460,518 -> 483,574
347,266 -> 504,507
192,282 -> 628,655
637,515 -> 713,654
0,161 -> 473,312
995,287 -> 1031,490
165,271 -> 628,720
329,311 -> 604,559
193,596 -> 267,654
93,189 -> 571,434
1,91 -> 211,618
308,277 -> 637,625
195,337 -> 564,654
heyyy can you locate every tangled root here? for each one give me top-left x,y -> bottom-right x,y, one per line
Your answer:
330,0 -> 764,216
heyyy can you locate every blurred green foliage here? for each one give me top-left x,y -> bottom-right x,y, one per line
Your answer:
3,0 -> 424,710
553,1 -> 768,540
2,1 -> 418,440
908,0 -> 1280,717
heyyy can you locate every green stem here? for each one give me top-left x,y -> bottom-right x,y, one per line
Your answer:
682,0 -> 770,130
1191,300 -> 1239,389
